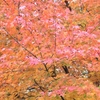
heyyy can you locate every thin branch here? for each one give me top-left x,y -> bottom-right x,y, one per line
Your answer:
5,29 -> 38,58
3,0 -> 9,6
18,1 -> 20,16
3,28 -> 49,72
62,66 -> 69,74
60,96 -> 65,100
34,79 -> 45,92
27,29 -> 49,72
64,0 -> 72,11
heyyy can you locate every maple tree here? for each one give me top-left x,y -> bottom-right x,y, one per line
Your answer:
0,0 -> 100,99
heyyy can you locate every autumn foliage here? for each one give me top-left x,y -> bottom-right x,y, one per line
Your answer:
0,0 -> 100,100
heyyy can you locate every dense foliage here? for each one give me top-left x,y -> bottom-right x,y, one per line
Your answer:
0,0 -> 100,99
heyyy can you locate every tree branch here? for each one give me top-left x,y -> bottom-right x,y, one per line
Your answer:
3,28 -> 49,72
3,0 -> 9,6
34,79 -> 45,92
